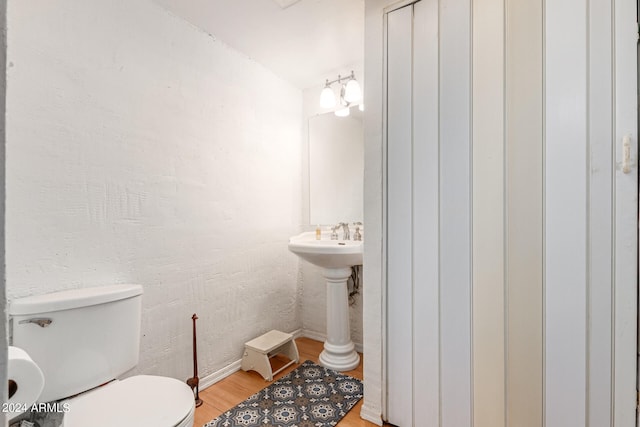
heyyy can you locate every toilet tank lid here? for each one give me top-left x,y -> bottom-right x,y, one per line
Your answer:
9,284 -> 143,315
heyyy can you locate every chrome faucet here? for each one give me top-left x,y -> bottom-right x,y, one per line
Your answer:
353,222 -> 362,241
339,222 -> 350,240
331,225 -> 340,240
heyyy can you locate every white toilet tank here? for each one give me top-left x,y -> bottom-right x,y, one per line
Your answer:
10,285 -> 143,403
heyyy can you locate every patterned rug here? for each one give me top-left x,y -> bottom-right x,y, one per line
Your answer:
203,360 -> 363,427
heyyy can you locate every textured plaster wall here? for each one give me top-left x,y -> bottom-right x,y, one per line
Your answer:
5,0 -> 303,383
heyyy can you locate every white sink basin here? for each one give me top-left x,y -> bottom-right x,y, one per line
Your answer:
288,232 -> 363,269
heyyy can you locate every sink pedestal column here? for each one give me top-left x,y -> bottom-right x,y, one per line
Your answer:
318,267 -> 360,371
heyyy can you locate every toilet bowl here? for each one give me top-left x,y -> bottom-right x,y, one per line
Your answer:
62,376 -> 195,427
9,285 -> 196,427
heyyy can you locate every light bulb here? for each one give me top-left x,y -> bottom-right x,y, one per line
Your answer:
320,85 -> 336,108
335,107 -> 350,117
344,79 -> 362,103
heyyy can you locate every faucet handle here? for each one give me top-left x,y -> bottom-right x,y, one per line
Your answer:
330,225 -> 340,240
353,222 -> 363,241
340,222 -> 350,240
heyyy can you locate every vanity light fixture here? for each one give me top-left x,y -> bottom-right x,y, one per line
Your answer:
320,81 -> 337,108
319,71 -> 362,114
344,77 -> 362,103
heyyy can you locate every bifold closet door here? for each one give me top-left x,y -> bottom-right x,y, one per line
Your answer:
411,1 -> 440,426
386,2 -> 440,427
385,5 -> 413,427
383,0 -> 636,425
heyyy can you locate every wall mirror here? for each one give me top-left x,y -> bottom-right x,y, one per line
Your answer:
308,106 -> 364,225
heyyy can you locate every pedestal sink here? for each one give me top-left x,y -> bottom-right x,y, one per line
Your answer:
288,231 -> 362,371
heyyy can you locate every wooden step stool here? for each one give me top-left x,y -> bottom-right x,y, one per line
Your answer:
241,330 -> 299,381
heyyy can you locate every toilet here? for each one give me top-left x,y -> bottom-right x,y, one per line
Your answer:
10,284 -> 195,427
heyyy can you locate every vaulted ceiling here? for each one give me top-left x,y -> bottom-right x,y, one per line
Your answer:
153,0 -> 364,89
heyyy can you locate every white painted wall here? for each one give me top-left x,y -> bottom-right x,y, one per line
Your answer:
5,0 -> 304,385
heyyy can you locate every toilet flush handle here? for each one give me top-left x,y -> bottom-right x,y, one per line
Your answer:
18,318 -> 52,328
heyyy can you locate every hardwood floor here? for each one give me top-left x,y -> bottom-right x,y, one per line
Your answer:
193,337 -> 380,427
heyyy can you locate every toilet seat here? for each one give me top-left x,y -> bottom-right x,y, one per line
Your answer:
63,375 -> 195,427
